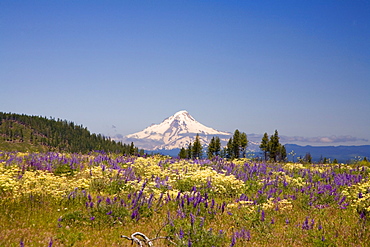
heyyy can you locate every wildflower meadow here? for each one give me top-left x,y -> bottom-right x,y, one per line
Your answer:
0,151 -> 369,246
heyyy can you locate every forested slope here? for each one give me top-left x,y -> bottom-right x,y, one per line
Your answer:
0,112 -> 141,154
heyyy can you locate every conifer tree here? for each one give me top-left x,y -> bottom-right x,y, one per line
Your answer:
207,137 -> 216,159
192,134 -> 203,159
207,136 -> 222,158
178,147 -> 187,159
226,138 -> 233,159
260,132 -> 269,161
214,136 -> 221,156
268,130 -> 280,162
187,142 -> 193,159
240,132 -> 248,158
280,145 -> 287,161
232,129 -> 241,159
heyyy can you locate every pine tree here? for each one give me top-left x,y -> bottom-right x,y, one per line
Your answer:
207,136 -> 221,158
226,138 -> 233,159
207,137 -> 216,159
240,132 -> 248,158
187,142 -> 193,159
232,129 -> 241,159
214,136 -> 221,156
192,134 -> 203,159
129,142 -> 136,155
280,145 -> 287,162
260,133 -> 269,161
268,130 -> 280,162
178,147 -> 187,159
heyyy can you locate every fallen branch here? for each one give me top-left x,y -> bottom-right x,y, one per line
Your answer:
121,232 -> 177,246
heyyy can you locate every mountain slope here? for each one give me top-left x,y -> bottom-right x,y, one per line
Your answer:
122,110 -> 232,150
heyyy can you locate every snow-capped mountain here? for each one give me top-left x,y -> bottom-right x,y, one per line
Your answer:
121,110 -> 232,150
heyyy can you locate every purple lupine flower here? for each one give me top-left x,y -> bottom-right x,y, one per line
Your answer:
179,228 -> 184,239
261,210 -> 265,222
318,223 -> 322,230
199,217 -> 204,227
48,238 -> 53,247
302,217 -> 310,230
20,239 -> 24,247
230,234 -> 236,247
188,239 -> 192,247
285,219 -> 290,224
310,219 -> 315,229
131,209 -> 140,221
90,216 -> 95,221
360,210 -> 366,220
190,213 -> 195,226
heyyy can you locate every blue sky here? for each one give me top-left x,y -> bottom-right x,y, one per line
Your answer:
1,1 -> 369,146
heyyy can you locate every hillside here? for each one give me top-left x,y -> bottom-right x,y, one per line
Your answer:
0,112 -> 141,154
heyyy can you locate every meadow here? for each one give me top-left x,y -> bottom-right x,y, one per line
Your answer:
0,151 -> 369,246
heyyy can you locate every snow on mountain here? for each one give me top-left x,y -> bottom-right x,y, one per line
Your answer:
122,110 -> 232,150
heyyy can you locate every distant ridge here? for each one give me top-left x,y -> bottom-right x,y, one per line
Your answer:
285,144 -> 370,163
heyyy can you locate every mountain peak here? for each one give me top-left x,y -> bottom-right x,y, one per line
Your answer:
124,110 -> 231,150
174,110 -> 188,115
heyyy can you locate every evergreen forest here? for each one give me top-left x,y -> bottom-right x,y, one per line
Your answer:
0,112 -> 142,154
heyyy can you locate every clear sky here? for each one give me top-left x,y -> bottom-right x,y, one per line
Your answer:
1,1 -> 369,146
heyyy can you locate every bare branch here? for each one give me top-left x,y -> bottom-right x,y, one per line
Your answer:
121,232 -> 177,246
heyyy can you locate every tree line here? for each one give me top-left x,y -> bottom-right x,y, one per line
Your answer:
259,130 -> 287,162
0,112 -> 143,155
178,129 -> 286,162
177,129 -> 249,159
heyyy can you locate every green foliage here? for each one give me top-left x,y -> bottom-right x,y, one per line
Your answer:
207,136 -> 221,158
0,112 -> 142,154
240,132 -> 248,158
260,130 -> 286,162
168,215 -> 227,247
192,134 -> 203,159
187,142 -> 193,159
226,130 -> 248,159
56,227 -> 84,247
178,147 -> 188,159
260,132 -> 269,161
